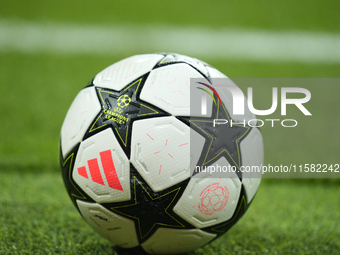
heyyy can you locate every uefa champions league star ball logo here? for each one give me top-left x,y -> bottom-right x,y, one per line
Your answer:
117,94 -> 131,108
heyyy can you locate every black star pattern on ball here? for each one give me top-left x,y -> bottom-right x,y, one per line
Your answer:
59,145 -> 95,208
110,175 -> 188,241
189,99 -> 250,171
84,75 -> 169,157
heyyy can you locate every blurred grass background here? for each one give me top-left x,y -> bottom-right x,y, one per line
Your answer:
1,0 -> 339,254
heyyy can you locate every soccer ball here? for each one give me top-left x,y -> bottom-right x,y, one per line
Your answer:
59,53 -> 263,254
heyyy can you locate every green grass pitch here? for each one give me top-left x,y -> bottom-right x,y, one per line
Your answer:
1,0 -> 340,254
1,172 -> 340,254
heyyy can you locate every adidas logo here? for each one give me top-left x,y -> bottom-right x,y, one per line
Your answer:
77,150 -> 123,191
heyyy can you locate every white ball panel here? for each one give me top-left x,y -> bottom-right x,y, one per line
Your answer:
131,116 -> 205,192
141,64 -> 207,116
240,128 -> 263,203
160,53 -> 210,78
141,228 -> 216,255
61,87 -> 101,158
73,129 -> 130,203
77,200 -> 138,248
174,157 -> 241,228
93,54 -> 163,91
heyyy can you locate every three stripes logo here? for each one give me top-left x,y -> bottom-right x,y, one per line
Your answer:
77,150 -> 124,191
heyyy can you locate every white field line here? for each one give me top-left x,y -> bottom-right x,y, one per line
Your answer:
1,19 -> 340,63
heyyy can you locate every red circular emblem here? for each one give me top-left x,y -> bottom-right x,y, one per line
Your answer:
198,182 -> 229,215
